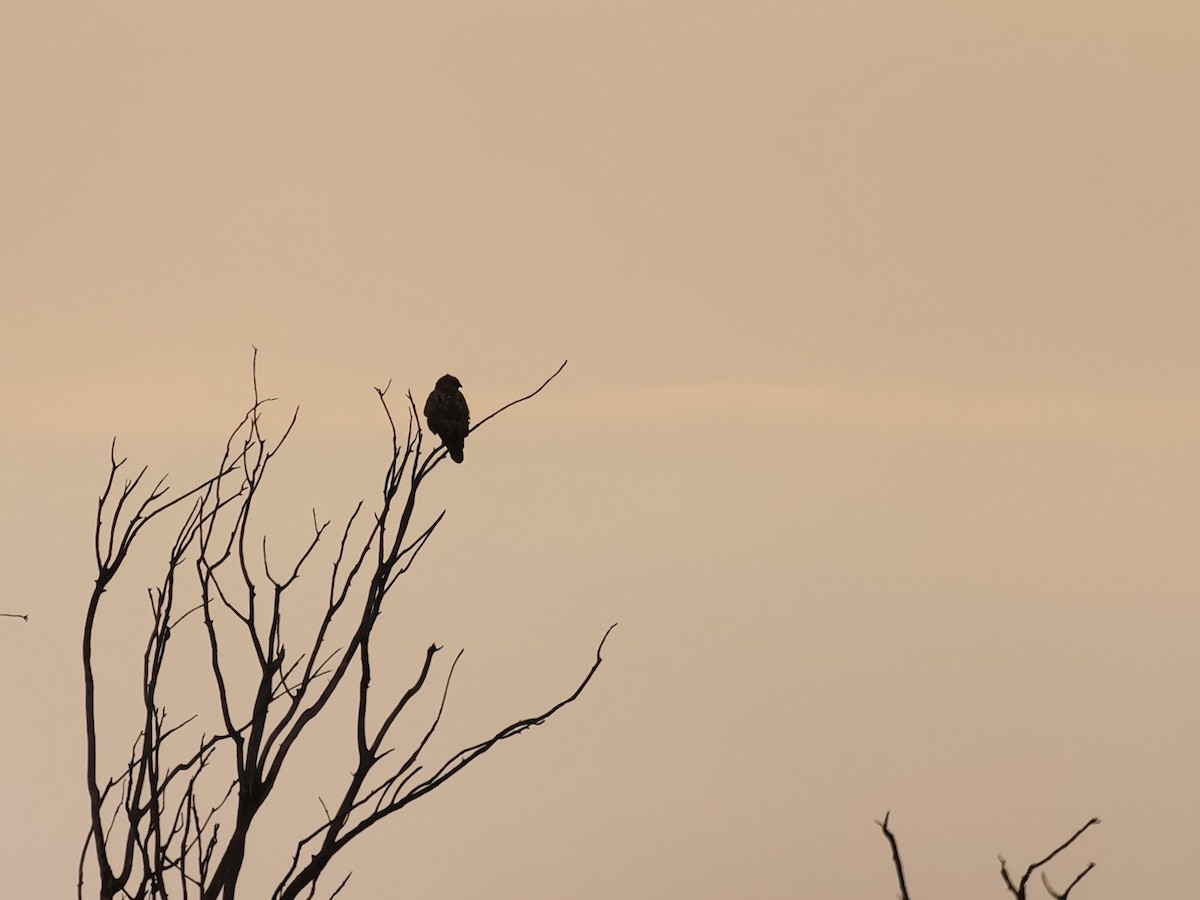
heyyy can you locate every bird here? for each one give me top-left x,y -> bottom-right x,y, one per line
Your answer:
423,374 -> 470,463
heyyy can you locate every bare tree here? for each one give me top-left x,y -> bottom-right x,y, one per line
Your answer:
81,357 -> 615,899
877,813 -> 1099,900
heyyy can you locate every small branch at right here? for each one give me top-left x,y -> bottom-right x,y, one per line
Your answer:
1000,817 -> 1100,900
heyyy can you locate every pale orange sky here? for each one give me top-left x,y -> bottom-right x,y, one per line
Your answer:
3,2 -> 1200,897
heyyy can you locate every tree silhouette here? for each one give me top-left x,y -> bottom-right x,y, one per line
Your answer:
877,812 -> 1100,899
80,357 -> 614,899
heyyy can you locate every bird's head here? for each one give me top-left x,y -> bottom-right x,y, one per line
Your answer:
436,374 -> 462,390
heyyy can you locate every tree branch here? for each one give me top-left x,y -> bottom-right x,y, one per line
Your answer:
875,811 -> 912,900
276,623 -> 616,900
1000,818 -> 1101,900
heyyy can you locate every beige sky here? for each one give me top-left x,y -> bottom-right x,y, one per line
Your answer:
3,2 -> 1199,897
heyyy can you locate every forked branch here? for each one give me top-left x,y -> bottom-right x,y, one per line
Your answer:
1000,817 -> 1100,900
274,623 -> 616,900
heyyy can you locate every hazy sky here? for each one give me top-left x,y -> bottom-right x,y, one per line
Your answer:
3,2 -> 1199,897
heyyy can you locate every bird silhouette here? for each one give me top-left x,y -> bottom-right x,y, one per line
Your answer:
423,374 -> 470,463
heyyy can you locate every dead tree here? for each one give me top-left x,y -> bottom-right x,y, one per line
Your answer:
877,813 -> 1099,899
81,358 -> 614,899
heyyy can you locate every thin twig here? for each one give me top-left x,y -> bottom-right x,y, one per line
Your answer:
875,812 -> 911,900
1042,862 -> 1097,899
469,359 -> 569,434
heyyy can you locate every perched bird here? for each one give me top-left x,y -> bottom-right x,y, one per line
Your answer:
423,374 -> 470,463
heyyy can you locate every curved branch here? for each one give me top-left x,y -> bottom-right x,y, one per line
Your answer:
469,359 -> 568,436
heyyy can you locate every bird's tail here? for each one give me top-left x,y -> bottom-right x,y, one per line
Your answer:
448,442 -> 464,464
